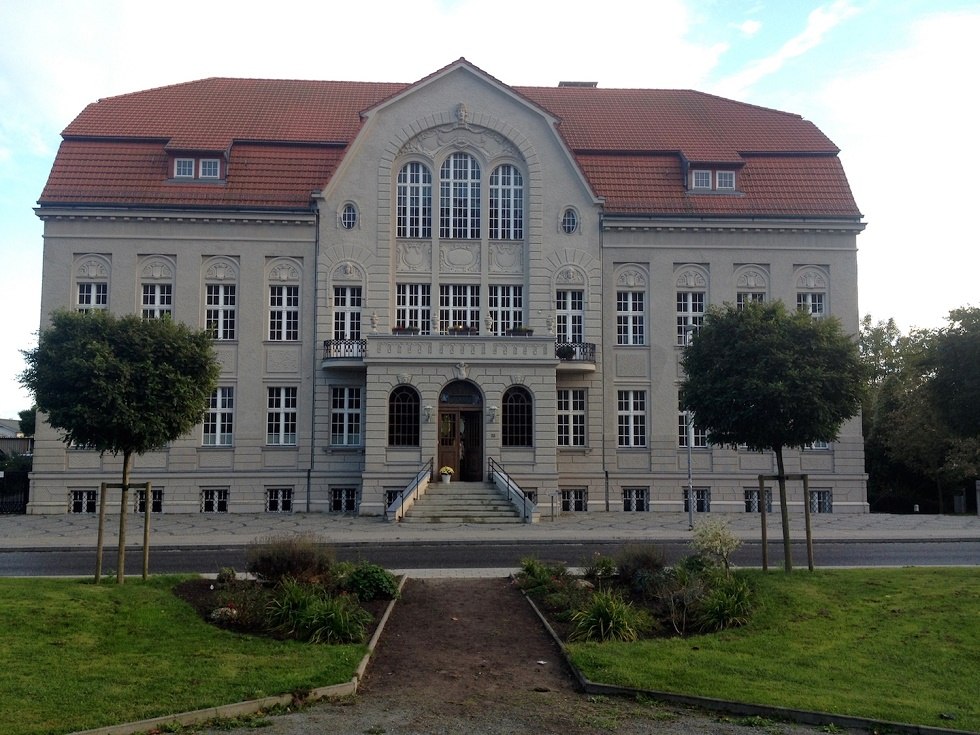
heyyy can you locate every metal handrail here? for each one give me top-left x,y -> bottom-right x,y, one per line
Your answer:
486,457 -> 533,522
385,456 -> 433,521
322,339 -> 367,360
555,341 -> 596,362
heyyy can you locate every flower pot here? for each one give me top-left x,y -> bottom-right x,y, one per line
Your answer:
440,474 -> 451,484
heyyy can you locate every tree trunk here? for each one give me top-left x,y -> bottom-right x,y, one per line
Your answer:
117,450 -> 132,584
775,446 -> 793,572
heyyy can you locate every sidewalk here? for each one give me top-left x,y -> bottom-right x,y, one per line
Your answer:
1,510 -> 978,550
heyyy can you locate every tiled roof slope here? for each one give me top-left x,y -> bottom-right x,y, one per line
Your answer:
40,76 -> 860,218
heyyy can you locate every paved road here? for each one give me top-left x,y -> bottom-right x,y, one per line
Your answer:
2,538 -> 978,576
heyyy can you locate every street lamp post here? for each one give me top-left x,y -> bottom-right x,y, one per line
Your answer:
682,324 -> 697,531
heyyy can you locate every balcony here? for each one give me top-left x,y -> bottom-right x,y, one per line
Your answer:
556,341 -> 596,373
322,339 -> 366,369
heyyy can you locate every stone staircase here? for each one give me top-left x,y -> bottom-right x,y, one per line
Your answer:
401,480 -> 524,523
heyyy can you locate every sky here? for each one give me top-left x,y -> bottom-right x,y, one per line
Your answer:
1,0 -> 978,419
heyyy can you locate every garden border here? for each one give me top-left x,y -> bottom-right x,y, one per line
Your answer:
69,575 -> 408,735
516,576 -> 975,735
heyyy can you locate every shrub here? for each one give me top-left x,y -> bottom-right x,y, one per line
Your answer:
516,557 -> 570,596
215,567 -> 238,586
245,533 -> 335,583
344,563 -> 399,602
300,595 -> 372,644
616,544 -> 666,587
655,564 -> 708,636
691,518 -> 742,572
569,591 -> 653,642
583,553 -> 617,585
695,572 -> 752,632
265,577 -> 319,637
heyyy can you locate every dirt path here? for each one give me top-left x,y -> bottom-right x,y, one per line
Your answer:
203,577 -> 854,734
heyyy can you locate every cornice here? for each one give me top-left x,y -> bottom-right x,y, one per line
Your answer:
34,206 -> 315,226
602,216 -> 866,235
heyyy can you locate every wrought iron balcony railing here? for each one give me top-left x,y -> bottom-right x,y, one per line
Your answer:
555,341 -> 596,363
322,339 -> 366,360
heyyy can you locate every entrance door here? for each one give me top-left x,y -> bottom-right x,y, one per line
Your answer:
438,410 -> 483,481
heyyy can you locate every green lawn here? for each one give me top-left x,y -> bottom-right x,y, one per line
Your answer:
0,576 -> 365,735
568,567 -> 979,731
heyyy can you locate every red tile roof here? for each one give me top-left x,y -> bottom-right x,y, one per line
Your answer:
39,69 -> 860,219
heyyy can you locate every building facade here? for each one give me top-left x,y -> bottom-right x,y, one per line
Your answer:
30,59 -> 867,516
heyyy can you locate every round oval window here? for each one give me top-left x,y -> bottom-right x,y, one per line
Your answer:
341,203 -> 358,229
561,208 -> 578,234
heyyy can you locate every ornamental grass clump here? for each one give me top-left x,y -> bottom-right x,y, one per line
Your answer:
245,532 -> 335,583
265,577 -> 371,643
569,591 -> 654,642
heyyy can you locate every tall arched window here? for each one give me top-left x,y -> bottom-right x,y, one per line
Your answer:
397,162 -> 432,238
502,386 -> 533,447
489,164 -> 523,240
440,152 -> 481,239
388,386 -> 421,446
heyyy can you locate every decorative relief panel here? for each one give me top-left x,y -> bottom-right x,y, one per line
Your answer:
488,242 -> 523,274
269,259 -> 301,282
796,269 -> 827,289
675,269 -> 707,288
396,242 -> 432,273
555,266 -> 586,286
616,269 -> 647,288
205,258 -> 238,281
332,261 -> 364,281
440,242 -> 480,273
402,120 -> 517,162
139,257 -> 174,281
76,257 -> 109,279
736,268 -> 768,289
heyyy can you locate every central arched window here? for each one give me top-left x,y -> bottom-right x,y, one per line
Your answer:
397,162 -> 432,238
489,164 -> 523,240
388,386 -> 421,446
502,386 -> 533,447
440,152 -> 481,239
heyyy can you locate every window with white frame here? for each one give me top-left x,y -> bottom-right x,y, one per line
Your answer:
201,488 -> 229,513
269,285 -> 299,341
557,388 -> 586,447
175,158 -> 195,178
616,291 -> 644,345
266,487 -> 293,513
797,291 -> 825,317
678,400 -> 708,448
556,290 -> 584,344
77,282 -> 108,313
617,390 -> 646,447
561,488 -> 588,512
266,387 -> 298,446
141,283 -> 172,319
333,286 -> 362,340
439,284 -> 480,332
716,171 -> 735,190
488,285 -> 523,334
135,488 -> 163,513
340,202 -> 358,230
199,159 -> 220,178
331,487 -> 358,513
395,284 -> 431,333
806,440 -> 830,450
737,291 -> 766,310
744,487 -> 773,513
69,489 -> 97,514
330,387 -> 362,446
684,487 -> 711,512
488,163 -> 523,240
692,169 -> 712,189
676,290 -> 705,345
623,487 -> 649,512
396,162 -> 432,238
203,387 -> 234,446
810,489 -> 833,513
206,284 -> 236,340
560,208 -> 578,234
440,152 -> 481,239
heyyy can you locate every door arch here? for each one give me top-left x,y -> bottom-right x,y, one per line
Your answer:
437,380 -> 484,482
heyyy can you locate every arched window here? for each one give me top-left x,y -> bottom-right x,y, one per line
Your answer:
489,164 -> 523,240
388,386 -> 420,446
502,386 -> 533,447
396,162 -> 432,238
440,152 -> 481,239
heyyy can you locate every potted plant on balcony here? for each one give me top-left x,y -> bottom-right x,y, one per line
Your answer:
556,344 -> 575,360
392,322 -> 420,335
505,325 -> 534,336
439,466 -> 454,483
448,323 -> 476,336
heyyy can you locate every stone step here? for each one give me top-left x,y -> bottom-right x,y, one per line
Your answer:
400,513 -> 523,524
403,480 -> 523,523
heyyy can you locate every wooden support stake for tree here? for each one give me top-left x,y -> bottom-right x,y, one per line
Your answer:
142,482 -> 151,580
803,474 -> 814,572
95,482 -> 108,583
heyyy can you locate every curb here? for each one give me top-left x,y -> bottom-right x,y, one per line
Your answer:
69,575 -> 408,735
516,577 -> 977,735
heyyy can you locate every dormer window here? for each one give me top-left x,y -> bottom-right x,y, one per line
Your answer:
172,156 -> 223,180
692,170 -> 712,189
200,159 -> 220,179
689,168 -> 737,192
175,158 -> 195,178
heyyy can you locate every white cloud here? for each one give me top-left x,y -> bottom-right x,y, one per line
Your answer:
714,0 -> 860,98
735,19 -> 762,36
